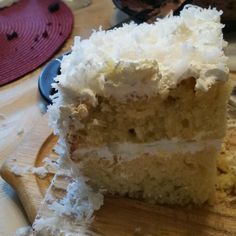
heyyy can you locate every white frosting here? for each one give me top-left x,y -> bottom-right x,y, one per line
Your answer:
0,0 -> 18,8
73,139 -> 221,162
52,5 -> 228,106
48,177 -> 104,222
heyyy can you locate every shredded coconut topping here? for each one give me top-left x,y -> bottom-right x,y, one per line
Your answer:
48,177 -> 104,222
51,5 -> 228,107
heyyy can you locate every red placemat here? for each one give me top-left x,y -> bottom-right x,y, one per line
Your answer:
0,0 -> 73,86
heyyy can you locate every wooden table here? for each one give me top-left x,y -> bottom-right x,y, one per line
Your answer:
0,1 -> 128,234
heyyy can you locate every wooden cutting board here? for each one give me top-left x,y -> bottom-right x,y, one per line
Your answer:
1,113 -> 236,235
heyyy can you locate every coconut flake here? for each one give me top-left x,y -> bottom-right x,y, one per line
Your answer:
32,166 -> 48,179
11,164 -> 31,176
48,176 -> 104,222
15,226 -> 32,236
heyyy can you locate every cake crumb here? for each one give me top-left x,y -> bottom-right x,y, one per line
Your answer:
48,176 -> 104,222
17,128 -> 24,136
15,226 -> 32,236
11,165 -> 31,176
38,103 -> 47,114
77,104 -> 89,119
215,136 -> 236,204
33,217 -> 59,232
43,157 -> 60,173
32,167 -> 48,179
10,160 -> 57,178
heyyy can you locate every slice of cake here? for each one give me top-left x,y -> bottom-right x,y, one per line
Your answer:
49,5 -> 232,205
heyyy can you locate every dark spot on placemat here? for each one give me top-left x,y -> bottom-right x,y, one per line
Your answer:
47,22 -> 52,26
59,32 -> 62,36
6,31 -> 18,41
48,2 -> 60,13
42,30 -> 48,38
34,35 -> 39,42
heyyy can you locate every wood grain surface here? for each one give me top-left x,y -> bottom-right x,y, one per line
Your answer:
2,109 -> 236,235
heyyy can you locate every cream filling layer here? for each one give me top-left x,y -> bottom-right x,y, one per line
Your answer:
72,139 -> 221,162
